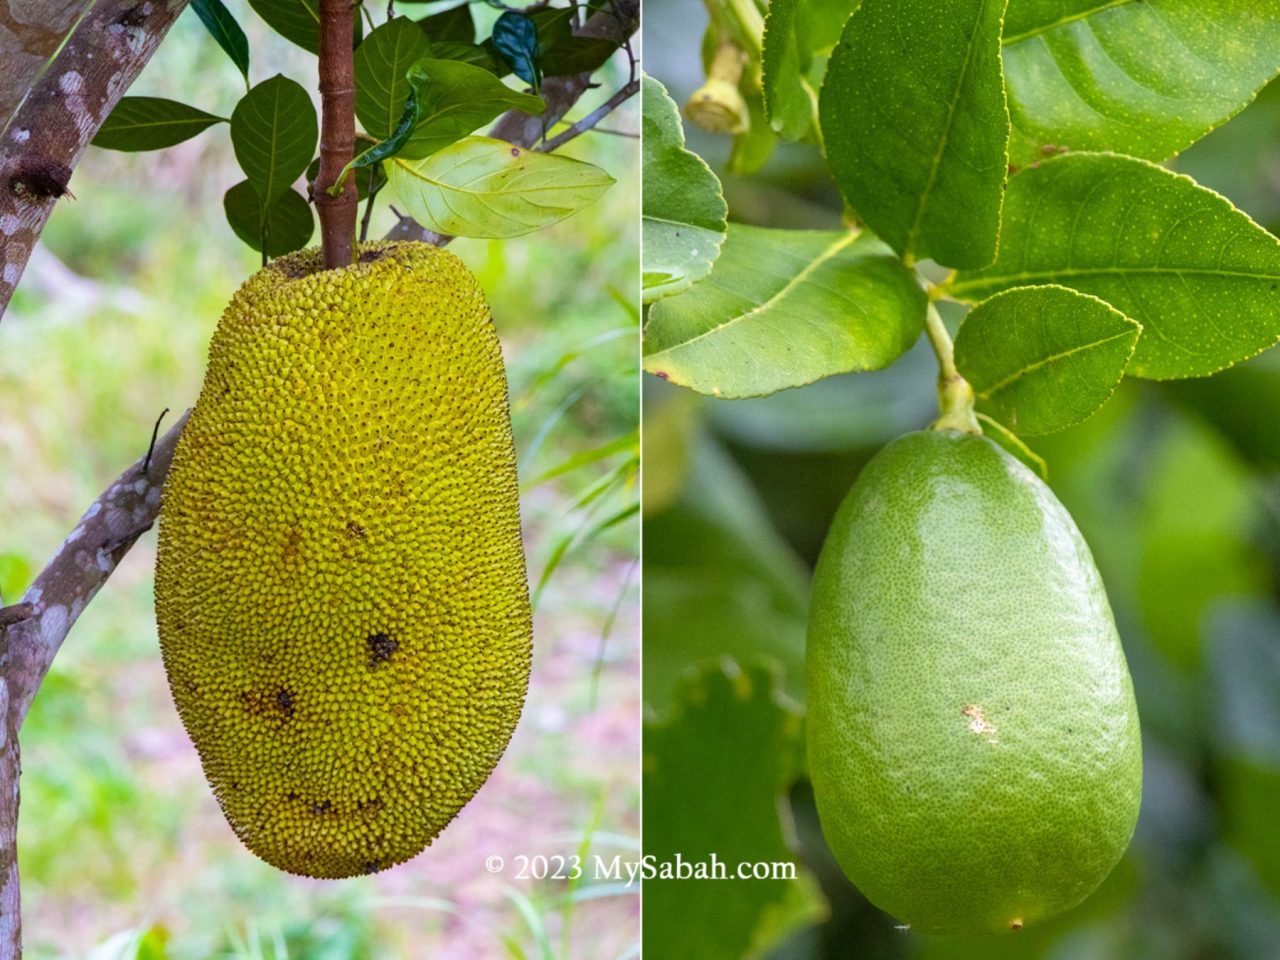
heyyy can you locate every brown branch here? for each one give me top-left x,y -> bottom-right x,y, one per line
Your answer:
385,0 -> 640,245
538,78 -> 639,154
0,410 -> 188,958
0,0 -> 188,324
315,0 -> 357,269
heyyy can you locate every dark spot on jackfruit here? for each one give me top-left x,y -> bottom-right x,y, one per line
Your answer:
346,520 -> 367,539
276,688 -> 295,717
362,860 -> 381,874
283,527 -> 304,561
360,249 -> 386,263
312,800 -> 333,815
286,791 -> 299,801
368,632 -> 398,667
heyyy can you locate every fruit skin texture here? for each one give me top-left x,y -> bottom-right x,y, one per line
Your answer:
155,241 -> 531,879
806,430 -> 1141,935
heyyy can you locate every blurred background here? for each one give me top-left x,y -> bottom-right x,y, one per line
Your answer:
643,1 -> 1280,957
0,3 -> 639,957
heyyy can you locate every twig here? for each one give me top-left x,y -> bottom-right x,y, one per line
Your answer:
538,79 -> 639,154
0,0 -> 189,324
0,605 -> 33,629
315,0 -> 358,268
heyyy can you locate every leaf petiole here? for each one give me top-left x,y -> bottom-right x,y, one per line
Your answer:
924,304 -> 980,435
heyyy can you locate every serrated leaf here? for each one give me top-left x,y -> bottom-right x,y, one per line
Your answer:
190,0 -> 250,82
1002,0 -> 1280,166
491,11 -> 541,90
955,285 -> 1140,435
223,180 -> 314,256
354,17 -> 432,138
643,224 -> 927,398
819,0 -> 1009,268
402,58 -> 545,160
949,152 -> 1280,380
762,0 -> 857,140
386,135 -> 613,238
644,659 -> 812,959
230,75 -> 318,206
419,3 -> 474,41
641,75 -> 727,304
92,97 -> 226,152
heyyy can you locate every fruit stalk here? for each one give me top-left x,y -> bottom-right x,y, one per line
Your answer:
315,0 -> 359,269
924,305 -> 981,435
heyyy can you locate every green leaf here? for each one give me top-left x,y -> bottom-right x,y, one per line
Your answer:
541,35 -> 619,77
429,39 -> 501,72
726,92 -> 776,175
190,0 -> 250,83
954,285 -> 1140,435
354,17 -> 432,138
419,3 -> 475,41
92,97 -> 226,152
491,11 -> 541,90
402,58 -> 545,160
246,0 -> 320,53
230,75 -> 318,206
819,0 -> 1009,268
223,180 -> 314,256
1136,416 -> 1268,671
641,75 -> 727,304
643,414 -> 809,713
762,0 -> 857,140
386,136 -> 613,238
949,152 -> 1280,380
340,91 -> 423,189
643,224 -> 927,399
1002,0 -> 1280,166
644,659 -> 816,959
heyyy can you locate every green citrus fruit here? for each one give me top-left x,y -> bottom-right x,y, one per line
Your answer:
806,429 -> 1142,935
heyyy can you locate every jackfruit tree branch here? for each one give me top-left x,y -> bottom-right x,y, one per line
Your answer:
0,0 -> 189,325
315,0 -> 358,269
2,410 -> 189,727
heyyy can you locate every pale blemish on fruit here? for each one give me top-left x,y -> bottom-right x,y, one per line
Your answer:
1010,918 -> 1024,931
961,704 -> 998,743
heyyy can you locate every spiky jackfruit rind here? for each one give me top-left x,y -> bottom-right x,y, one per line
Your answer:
156,241 -> 532,879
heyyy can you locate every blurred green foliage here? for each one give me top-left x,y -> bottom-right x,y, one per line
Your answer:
0,1 -> 638,956
644,0 -> 1280,955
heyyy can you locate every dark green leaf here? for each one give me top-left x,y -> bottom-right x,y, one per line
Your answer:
819,0 -> 1009,268
641,75 -> 727,304
643,223 -> 927,398
354,17 -> 432,138
645,660 -> 815,959
949,153 -> 1280,380
344,90 -> 423,184
1002,0 -> 1280,165
726,92 -> 776,175
491,11 -> 541,90
223,180 -> 314,256
429,39 -> 501,72
402,58 -> 545,159
762,0 -> 857,140
246,0 -> 321,52
230,75 -> 318,205
954,285 -> 1140,435
305,156 -> 386,198
419,3 -> 475,42
541,36 -> 619,76
92,97 -> 226,152
190,0 -> 250,82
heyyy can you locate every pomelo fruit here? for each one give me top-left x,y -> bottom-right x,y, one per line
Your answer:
807,428 -> 1141,935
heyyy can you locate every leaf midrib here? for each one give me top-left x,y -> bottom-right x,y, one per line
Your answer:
953,263 -> 1280,298
903,0 -> 994,262
1001,0 -> 1135,46
647,232 -> 859,357
977,327 -> 1136,398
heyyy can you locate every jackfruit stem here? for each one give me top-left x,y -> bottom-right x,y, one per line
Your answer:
924,305 -> 981,435
315,0 -> 359,269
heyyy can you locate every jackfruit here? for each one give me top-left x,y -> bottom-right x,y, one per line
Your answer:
155,241 -> 532,879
